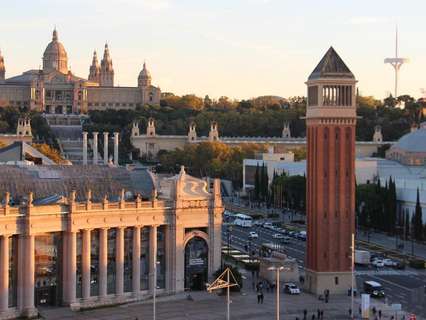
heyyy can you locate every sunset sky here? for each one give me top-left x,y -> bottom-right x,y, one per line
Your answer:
2,0 -> 425,100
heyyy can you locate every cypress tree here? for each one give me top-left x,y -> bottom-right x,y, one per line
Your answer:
413,188 -> 423,241
254,164 -> 260,201
404,209 -> 410,240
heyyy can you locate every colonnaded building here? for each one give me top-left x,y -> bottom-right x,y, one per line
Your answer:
0,165 -> 222,319
0,29 -> 161,114
130,117 -> 391,160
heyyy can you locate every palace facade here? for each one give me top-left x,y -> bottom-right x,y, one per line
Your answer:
0,165 -> 222,319
0,29 -> 161,114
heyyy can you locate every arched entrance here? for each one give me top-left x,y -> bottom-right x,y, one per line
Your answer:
184,236 -> 208,291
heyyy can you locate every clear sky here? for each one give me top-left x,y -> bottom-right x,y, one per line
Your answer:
1,0 -> 425,100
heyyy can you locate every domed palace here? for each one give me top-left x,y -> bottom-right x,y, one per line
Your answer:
0,29 -> 161,114
386,123 -> 426,165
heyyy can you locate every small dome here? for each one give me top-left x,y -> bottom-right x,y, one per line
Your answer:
392,127 -> 426,153
43,29 -> 68,74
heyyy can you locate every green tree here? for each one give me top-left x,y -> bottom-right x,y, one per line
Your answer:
254,164 -> 260,201
413,188 -> 423,241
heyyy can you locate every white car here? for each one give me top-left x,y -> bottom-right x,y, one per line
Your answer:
249,231 -> 259,239
372,259 -> 385,268
284,283 -> 300,295
263,222 -> 273,229
383,259 -> 397,267
272,233 -> 285,239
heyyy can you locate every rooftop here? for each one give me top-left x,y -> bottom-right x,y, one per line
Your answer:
308,47 -> 354,80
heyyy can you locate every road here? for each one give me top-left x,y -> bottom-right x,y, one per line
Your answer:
222,223 -> 426,318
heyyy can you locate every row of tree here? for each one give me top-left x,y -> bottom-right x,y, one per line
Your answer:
157,142 -> 266,187
252,166 -> 306,211
357,178 -> 426,241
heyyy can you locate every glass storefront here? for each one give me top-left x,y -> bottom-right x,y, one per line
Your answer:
124,228 -> 133,292
107,229 -> 116,294
90,230 -> 99,297
8,235 -> 18,307
140,227 -> 150,290
157,226 -> 166,289
34,233 -> 63,306
184,236 -> 208,291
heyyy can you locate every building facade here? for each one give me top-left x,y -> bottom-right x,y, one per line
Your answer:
305,47 -> 356,295
0,167 -> 222,319
0,29 -> 161,114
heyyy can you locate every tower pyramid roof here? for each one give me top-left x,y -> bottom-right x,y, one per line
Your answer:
308,47 -> 354,80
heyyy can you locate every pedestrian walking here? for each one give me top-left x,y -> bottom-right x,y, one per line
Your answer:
260,291 -> 264,304
311,314 -> 315,320
320,310 -> 324,319
257,290 -> 262,304
317,309 -> 320,319
378,309 -> 382,319
303,309 -> 307,320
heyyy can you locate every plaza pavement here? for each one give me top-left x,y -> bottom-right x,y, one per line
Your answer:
39,269 -> 419,320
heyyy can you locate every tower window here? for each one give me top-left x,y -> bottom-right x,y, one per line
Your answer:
335,277 -> 339,285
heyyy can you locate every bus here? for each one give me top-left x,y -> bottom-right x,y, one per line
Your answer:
233,213 -> 253,228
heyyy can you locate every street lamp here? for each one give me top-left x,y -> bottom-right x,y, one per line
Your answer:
153,260 -> 160,320
268,266 -> 286,320
227,225 -> 233,258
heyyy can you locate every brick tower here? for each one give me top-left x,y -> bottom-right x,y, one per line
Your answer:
305,47 -> 357,295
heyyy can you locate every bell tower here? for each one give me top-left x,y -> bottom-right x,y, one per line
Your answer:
100,43 -> 114,87
305,47 -> 357,295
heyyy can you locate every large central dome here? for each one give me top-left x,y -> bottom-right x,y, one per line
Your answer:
43,29 -> 68,74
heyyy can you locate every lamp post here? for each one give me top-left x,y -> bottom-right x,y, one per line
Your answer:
227,225 -> 233,259
350,233 -> 355,320
268,266 -> 285,320
153,260 -> 160,320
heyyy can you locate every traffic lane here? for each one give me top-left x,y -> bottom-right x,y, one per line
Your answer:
356,274 -> 411,308
223,225 -> 307,264
356,274 -> 426,318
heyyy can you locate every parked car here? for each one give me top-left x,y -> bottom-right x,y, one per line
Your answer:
383,258 -> 397,267
263,222 -> 273,229
249,231 -> 259,239
280,236 -> 291,244
372,259 -> 385,268
284,283 -> 301,295
297,231 -> 307,241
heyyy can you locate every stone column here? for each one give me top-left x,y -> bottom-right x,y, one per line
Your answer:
82,131 -> 88,165
23,235 -> 35,315
92,132 -> 98,165
0,235 -> 9,312
174,225 -> 185,292
103,132 -> 109,165
113,132 -> 119,166
66,232 -> 77,305
132,226 -> 141,296
99,228 -> 108,298
82,229 -> 91,300
149,225 -> 157,294
115,227 -> 124,296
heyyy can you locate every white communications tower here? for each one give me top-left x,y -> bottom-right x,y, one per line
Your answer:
384,27 -> 409,98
